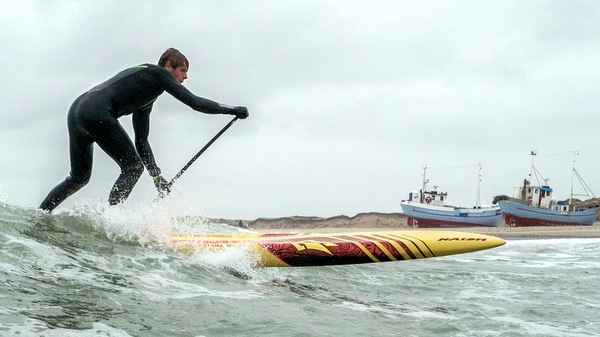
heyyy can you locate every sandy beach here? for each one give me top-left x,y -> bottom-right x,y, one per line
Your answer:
212,212 -> 600,240
253,224 -> 600,240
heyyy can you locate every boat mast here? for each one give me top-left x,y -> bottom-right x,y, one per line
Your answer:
420,165 -> 428,203
570,151 -> 578,204
529,150 -> 536,184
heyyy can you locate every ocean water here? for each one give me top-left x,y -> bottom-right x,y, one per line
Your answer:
1,202 -> 599,337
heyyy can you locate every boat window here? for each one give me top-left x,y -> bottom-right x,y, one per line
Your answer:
440,196 -> 444,201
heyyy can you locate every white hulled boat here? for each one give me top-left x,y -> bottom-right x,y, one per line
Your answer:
400,165 -> 502,228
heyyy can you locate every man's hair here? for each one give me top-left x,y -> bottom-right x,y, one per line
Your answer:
158,48 -> 189,69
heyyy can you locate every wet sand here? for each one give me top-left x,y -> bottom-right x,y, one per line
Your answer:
427,223 -> 600,240
253,224 -> 600,240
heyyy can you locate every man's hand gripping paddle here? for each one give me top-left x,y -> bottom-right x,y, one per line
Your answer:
156,116 -> 239,200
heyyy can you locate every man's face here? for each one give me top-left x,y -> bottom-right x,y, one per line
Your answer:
166,62 -> 188,83
170,65 -> 188,83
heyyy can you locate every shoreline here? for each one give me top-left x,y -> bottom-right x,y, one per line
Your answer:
253,225 -> 600,240
212,212 -> 600,240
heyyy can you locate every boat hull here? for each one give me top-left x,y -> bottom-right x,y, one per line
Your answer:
400,201 -> 502,228
498,200 -> 598,226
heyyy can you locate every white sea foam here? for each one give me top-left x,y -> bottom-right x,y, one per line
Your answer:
0,319 -> 134,337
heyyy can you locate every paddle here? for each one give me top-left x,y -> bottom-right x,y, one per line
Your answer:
157,116 -> 239,198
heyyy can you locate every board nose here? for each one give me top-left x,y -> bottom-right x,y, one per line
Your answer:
427,232 -> 506,257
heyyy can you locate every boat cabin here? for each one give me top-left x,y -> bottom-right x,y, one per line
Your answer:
513,179 -> 553,208
512,180 -> 584,212
407,189 -> 448,207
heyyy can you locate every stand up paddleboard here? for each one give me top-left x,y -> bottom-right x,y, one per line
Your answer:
169,230 -> 506,267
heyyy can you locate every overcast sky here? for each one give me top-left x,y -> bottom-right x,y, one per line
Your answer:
1,1 -> 599,220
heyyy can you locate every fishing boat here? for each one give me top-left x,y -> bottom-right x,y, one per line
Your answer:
493,151 -> 599,227
400,165 -> 502,228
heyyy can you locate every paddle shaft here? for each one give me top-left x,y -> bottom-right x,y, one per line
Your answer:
167,116 -> 239,188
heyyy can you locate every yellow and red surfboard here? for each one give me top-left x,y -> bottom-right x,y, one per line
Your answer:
169,230 -> 506,267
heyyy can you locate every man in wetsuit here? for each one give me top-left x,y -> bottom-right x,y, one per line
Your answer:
39,48 -> 248,212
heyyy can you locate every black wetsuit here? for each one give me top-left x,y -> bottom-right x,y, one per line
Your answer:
39,64 -> 243,212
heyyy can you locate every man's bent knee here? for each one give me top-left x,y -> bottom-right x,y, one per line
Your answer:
68,173 -> 91,189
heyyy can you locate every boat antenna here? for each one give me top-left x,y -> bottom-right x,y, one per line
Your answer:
476,163 -> 482,207
420,165 -> 428,203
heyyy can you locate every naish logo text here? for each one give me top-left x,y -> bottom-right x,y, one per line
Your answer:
438,237 -> 487,241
